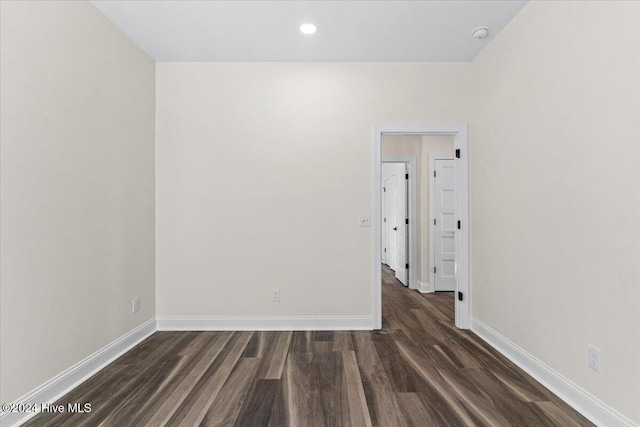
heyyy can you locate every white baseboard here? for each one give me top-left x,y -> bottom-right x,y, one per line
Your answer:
157,315 -> 373,331
417,281 -> 432,293
0,318 -> 156,427
471,318 -> 637,427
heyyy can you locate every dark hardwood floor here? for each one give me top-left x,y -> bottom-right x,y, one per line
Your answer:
24,266 -> 593,426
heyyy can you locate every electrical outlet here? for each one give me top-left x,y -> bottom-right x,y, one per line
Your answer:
587,345 -> 601,372
271,289 -> 280,302
132,297 -> 140,313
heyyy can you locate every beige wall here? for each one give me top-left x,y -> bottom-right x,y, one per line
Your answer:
470,1 -> 640,423
0,1 -> 156,403
381,135 -> 454,287
156,63 -> 470,318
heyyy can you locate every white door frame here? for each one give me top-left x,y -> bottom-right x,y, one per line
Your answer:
381,176 -> 387,264
382,157 -> 417,290
429,154 -> 455,292
372,123 -> 470,330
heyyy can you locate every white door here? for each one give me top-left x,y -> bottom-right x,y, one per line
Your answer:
434,159 -> 456,291
395,166 -> 408,286
386,175 -> 397,271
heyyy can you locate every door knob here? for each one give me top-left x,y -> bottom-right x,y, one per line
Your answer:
393,227 -> 397,231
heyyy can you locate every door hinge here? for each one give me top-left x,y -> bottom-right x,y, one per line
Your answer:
383,187 -> 386,192
434,171 -> 436,177
384,248 -> 386,252
434,218 -> 436,226
384,218 -> 386,222
405,218 -> 408,225
457,220 -> 461,230
455,149 -> 461,158
405,173 -> 409,180
458,291 -> 463,301
434,266 -> 437,274
406,263 -> 409,269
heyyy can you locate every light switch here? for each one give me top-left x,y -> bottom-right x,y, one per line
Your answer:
359,215 -> 372,227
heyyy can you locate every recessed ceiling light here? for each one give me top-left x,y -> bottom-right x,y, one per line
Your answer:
300,23 -> 317,35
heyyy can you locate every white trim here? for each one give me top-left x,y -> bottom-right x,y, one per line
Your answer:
453,126 -> 470,329
156,316 -> 373,331
0,318 -> 156,427
471,318 -> 638,427
417,281 -> 432,293
428,154 -> 455,292
381,170 -> 387,265
372,123 -> 470,330
382,156 -> 417,290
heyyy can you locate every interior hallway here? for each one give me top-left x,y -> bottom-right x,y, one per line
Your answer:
24,267 -> 593,426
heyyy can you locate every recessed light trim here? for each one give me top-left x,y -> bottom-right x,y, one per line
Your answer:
300,23 -> 317,35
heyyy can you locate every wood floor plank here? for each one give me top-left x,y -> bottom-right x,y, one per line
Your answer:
242,331 -> 270,358
309,341 -> 333,353
311,330 -> 334,342
373,331 -> 420,392
315,351 -> 346,427
352,332 -> 410,427
332,331 -> 354,352
106,333 -> 226,426
131,331 -> 233,426
397,392 -> 448,427
234,379 -> 283,427
409,308 -> 449,343
199,357 -> 260,427
391,328 -> 484,426
97,356 -> 190,426
342,351 -> 373,427
284,351 -> 347,426
490,364 -> 555,403
425,340 -> 484,372
78,334 -> 196,427
178,331 -> 221,356
112,331 -> 182,366
267,374 -> 288,427
290,331 -> 312,354
45,332 -> 195,427
168,331 -> 253,427
438,367 -> 554,426
261,331 -> 292,379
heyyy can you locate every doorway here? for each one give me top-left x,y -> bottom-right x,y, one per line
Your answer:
372,124 -> 470,330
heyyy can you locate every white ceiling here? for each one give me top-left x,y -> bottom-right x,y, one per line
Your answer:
91,0 -> 527,62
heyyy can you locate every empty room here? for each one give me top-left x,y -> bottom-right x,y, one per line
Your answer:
1,0 -> 639,426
